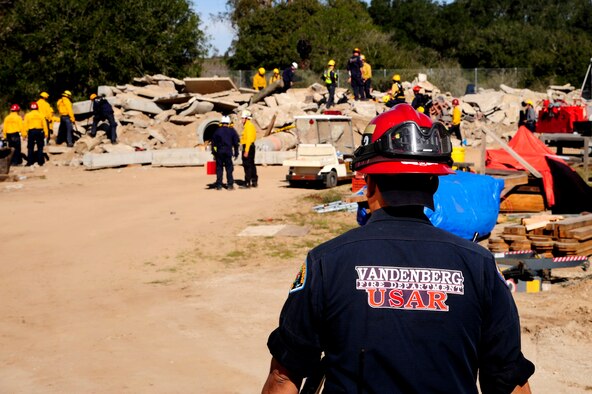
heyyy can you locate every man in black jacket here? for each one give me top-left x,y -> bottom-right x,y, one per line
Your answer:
89,93 -> 118,144
211,116 -> 239,190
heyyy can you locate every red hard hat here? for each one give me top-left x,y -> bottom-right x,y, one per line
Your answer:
10,104 -> 20,112
413,86 -> 421,92
353,104 -> 454,175
30,102 -> 38,110
452,98 -> 459,106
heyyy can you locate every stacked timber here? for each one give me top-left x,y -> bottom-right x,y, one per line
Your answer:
488,214 -> 592,257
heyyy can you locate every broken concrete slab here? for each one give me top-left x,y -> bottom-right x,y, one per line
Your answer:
227,93 -> 252,104
83,150 -> 153,169
275,93 -> 300,106
154,93 -> 193,105
250,80 -> 283,105
135,85 -> 177,99
169,115 -> 200,125
102,143 -> 135,154
120,117 -> 151,128
98,86 -> 114,97
148,128 -> 167,144
46,145 -> 71,154
352,101 -> 378,118
192,95 -> 239,111
183,77 -> 238,94
121,97 -> 164,115
154,109 -> 176,123
264,96 -> 278,108
179,101 -> 214,116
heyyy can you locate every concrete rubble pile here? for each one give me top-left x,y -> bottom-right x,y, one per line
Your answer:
45,72 -> 580,169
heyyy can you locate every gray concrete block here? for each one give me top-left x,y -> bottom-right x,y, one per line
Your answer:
184,77 -> 238,94
152,149 -> 210,167
83,150 -> 153,169
122,97 -> 164,115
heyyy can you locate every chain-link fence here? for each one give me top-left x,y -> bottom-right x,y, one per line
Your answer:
203,68 -> 530,97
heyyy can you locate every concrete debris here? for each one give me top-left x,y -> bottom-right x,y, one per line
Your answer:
43,71 -> 579,170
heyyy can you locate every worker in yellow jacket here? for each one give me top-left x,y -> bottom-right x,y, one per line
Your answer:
24,102 -> 49,166
269,68 -> 281,85
37,92 -> 55,144
450,98 -> 462,143
2,103 -> 24,165
361,55 -> 372,101
56,90 -> 75,147
239,110 -> 258,188
253,67 -> 267,91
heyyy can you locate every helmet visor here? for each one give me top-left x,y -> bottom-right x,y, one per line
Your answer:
354,121 -> 452,168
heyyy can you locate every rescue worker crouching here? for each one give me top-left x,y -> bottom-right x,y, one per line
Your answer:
211,115 -> 239,190
322,59 -> 338,109
262,104 -> 534,394
239,110 -> 258,188
385,73 -> 406,108
24,102 -> 49,166
269,68 -> 281,85
89,93 -> 118,144
56,90 -> 76,147
2,104 -> 24,165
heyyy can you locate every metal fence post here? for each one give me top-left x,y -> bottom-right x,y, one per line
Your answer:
474,68 -> 478,91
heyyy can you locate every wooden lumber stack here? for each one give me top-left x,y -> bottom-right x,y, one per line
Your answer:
488,214 -> 592,257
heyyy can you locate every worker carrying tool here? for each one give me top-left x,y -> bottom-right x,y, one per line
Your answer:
23,102 -> 49,166
2,104 -> 24,165
56,90 -> 76,147
89,93 -> 118,144
262,104 -> 534,394
253,67 -> 267,91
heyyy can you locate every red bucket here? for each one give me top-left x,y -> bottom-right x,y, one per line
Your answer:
206,161 -> 216,175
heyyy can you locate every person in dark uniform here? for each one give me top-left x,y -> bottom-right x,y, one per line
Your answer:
262,104 -> 534,394
347,47 -> 364,101
211,115 -> 239,190
89,93 -> 118,144
281,62 -> 298,93
410,85 -> 432,114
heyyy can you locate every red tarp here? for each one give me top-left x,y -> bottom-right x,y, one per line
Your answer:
486,126 -> 567,206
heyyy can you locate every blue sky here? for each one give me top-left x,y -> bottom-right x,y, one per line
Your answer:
192,0 -> 373,56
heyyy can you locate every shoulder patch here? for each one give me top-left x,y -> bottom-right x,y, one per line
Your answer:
290,261 -> 308,293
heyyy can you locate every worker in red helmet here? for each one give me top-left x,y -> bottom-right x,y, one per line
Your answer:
411,85 -> 433,114
450,98 -> 463,142
2,104 -> 24,165
262,104 -> 534,394
24,101 -> 49,166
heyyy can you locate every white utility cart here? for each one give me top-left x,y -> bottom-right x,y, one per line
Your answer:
283,114 -> 356,188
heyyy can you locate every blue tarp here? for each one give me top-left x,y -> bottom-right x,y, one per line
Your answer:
425,171 -> 504,240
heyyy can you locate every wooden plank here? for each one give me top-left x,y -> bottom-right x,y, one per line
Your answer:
566,225 -> 592,241
481,127 -> 543,178
503,225 -> 527,235
554,215 -> 592,238
500,194 -> 545,213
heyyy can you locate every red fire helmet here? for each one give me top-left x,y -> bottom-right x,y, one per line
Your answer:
30,102 -> 38,110
353,104 -> 454,175
10,104 -> 20,112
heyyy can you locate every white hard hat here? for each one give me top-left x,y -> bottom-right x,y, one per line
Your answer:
220,115 -> 231,124
292,62 -> 298,69
241,110 -> 252,119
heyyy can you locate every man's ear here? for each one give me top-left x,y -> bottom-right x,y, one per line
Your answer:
365,175 -> 376,199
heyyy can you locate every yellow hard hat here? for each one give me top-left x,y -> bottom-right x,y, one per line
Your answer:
392,74 -> 401,81
273,68 -> 279,74
258,67 -> 265,75
40,91 -> 49,99
90,93 -> 97,100
328,59 -> 336,66
353,47 -> 360,53
360,54 -> 366,60
526,100 -> 533,105
63,90 -> 72,97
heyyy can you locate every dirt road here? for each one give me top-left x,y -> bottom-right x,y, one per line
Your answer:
1,164 -> 591,393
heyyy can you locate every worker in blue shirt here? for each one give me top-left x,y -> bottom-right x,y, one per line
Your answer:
262,104 -> 534,394
211,115 -> 239,190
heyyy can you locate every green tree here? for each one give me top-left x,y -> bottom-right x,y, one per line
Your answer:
0,0 -> 207,108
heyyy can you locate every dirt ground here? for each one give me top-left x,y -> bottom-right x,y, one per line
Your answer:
1,161 -> 591,393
